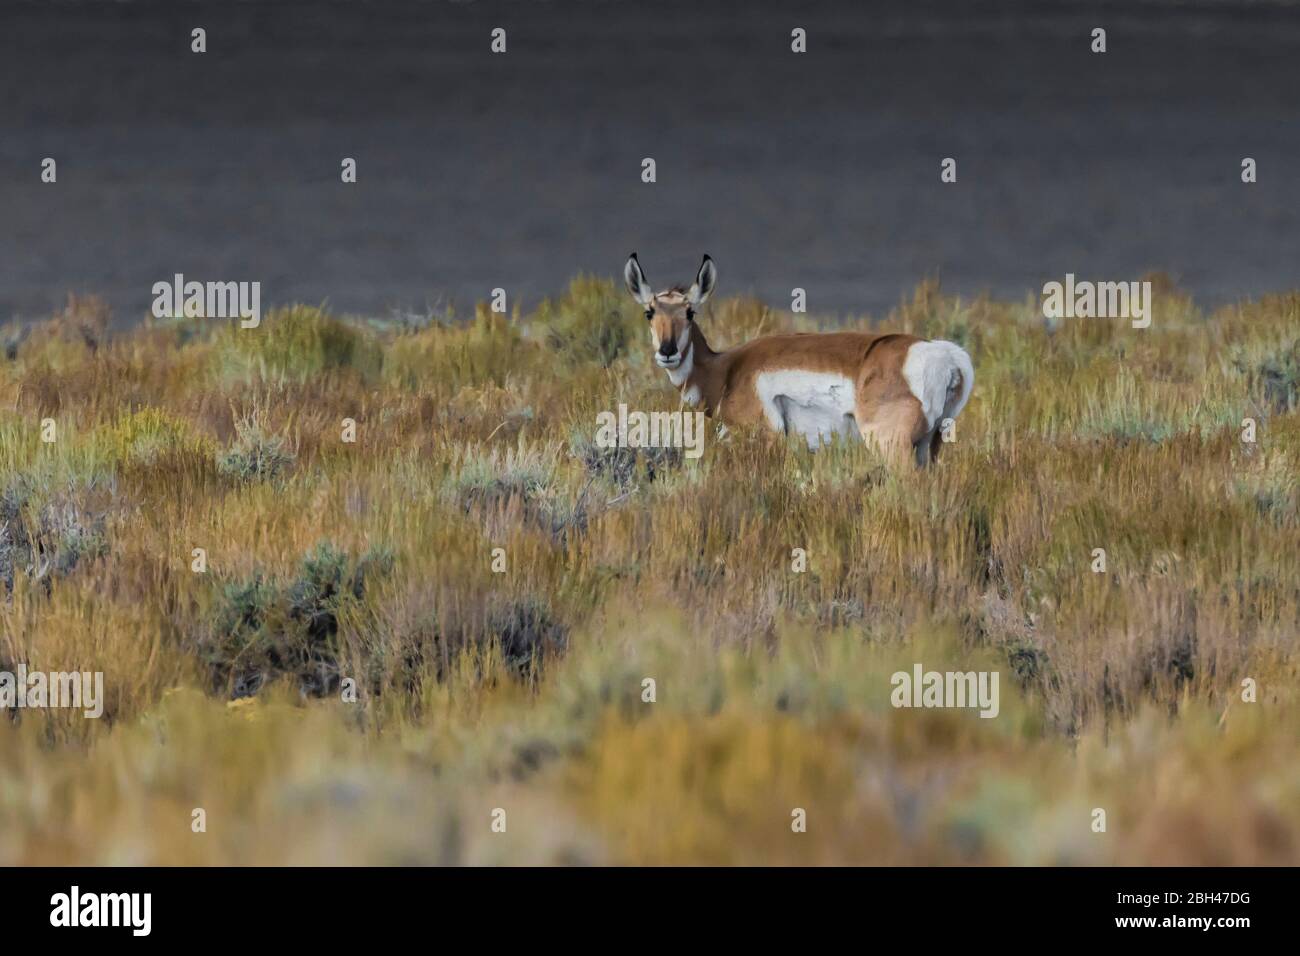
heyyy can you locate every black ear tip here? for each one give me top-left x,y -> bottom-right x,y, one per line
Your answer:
702,254 -> 712,262
629,252 -> 639,260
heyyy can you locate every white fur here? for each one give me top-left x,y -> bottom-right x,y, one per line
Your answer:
682,383 -> 702,406
902,340 -> 975,430
755,369 -> 859,449
663,340 -> 694,387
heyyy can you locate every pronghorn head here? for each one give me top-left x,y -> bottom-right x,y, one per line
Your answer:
624,253 -> 717,371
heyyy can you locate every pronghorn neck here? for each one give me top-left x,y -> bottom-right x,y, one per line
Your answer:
667,324 -> 719,411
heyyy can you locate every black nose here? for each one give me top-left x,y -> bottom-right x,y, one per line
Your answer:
658,340 -> 678,357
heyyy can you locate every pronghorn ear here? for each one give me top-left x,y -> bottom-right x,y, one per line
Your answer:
687,254 -> 717,307
624,253 -> 654,307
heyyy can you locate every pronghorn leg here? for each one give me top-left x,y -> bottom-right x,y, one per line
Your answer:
914,436 -> 932,468
858,401 -> 928,468
858,421 -> 914,467
928,429 -> 945,465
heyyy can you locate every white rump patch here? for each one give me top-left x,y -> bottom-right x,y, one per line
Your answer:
755,370 -> 859,449
902,340 -> 975,429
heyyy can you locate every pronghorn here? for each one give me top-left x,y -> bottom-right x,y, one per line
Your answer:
623,253 -> 974,466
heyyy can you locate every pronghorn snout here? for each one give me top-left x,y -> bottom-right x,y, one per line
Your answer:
655,343 -> 683,370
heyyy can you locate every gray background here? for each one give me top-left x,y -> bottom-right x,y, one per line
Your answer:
2,0 -> 1298,326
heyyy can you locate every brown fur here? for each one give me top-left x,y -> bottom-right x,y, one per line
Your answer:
648,295 -> 929,465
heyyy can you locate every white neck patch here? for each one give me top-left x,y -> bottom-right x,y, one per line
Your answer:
666,339 -> 694,388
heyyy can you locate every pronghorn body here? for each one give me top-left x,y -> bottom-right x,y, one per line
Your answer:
625,254 -> 974,466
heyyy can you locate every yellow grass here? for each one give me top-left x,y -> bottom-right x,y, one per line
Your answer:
0,280 -> 1296,864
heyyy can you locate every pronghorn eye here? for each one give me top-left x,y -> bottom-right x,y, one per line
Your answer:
686,308 -> 695,321
645,309 -> 654,321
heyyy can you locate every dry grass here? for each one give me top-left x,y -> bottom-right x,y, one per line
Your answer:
0,278 -> 1297,864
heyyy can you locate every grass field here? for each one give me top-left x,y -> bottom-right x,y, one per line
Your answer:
1,277 -> 1297,865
